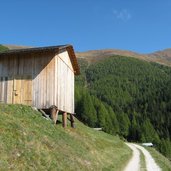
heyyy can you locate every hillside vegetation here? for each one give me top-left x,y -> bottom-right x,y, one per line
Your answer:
0,104 -> 131,171
75,56 -> 171,159
146,146 -> 171,170
0,45 -> 9,52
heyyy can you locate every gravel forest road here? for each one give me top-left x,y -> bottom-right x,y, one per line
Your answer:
124,143 -> 161,171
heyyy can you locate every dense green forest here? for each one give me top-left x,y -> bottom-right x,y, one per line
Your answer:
75,56 -> 171,159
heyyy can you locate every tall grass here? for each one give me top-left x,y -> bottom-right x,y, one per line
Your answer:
0,104 -> 131,171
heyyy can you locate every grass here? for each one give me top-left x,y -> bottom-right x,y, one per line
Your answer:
140,150 -> 146,171
146,147 -> 171,171
0,104 -> 131,171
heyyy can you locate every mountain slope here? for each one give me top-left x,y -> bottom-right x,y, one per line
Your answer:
76,49 -> 148,63
2,44 -> 171,66
75,56 -> 171,159
76,48 -> 171,66
148,48 -> 171,63
0,104 -> 131,171
3,44 -> 32,50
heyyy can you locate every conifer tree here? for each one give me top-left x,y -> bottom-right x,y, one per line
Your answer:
117,112 -> 130,138
80,92 -> 97,127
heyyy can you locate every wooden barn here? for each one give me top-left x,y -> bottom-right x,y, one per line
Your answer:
0,45 -> 80,127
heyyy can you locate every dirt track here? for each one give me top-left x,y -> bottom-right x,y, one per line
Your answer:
124,143 -> 161,171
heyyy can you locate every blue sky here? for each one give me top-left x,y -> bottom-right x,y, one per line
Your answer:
0,0 -> 171,53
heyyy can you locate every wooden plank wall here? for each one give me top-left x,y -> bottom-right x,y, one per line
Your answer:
0,50 -> 75,113
56,50 -> 75,114
30,52 -> 56,109
0,53 -> 55,108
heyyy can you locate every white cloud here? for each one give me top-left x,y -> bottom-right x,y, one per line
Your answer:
112,9 -> 132,21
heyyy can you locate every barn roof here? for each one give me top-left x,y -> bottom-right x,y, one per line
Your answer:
0,45 -> 80,75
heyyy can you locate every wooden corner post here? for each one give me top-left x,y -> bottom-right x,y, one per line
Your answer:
62,112 -> 67,128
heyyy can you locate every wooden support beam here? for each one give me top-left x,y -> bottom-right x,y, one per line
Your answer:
50,106 -> 59,124
56,110 -> 59,123
62,112 -> 67,128
70,114 -> 75,128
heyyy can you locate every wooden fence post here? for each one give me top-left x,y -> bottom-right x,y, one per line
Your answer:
62,112 -> 67,128
70,114 -> 75,128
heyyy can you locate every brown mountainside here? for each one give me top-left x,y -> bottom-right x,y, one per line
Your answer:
76,48 -> 171,66
3,44 -> 33,50
76,49 -> 148,63
3,44 -> 171,66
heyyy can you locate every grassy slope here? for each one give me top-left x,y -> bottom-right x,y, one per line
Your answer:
146,147 -> 171,171
0,104 -> 131,171
140,151 -> 146,171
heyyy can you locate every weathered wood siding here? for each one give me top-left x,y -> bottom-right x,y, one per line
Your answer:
0,53 -> 55,108
33,53 -> 56,108
0,50 -> 75,113
55,50 -> 75,114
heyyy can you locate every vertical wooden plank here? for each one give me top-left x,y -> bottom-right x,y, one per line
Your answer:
13,77 -> 22,104
23,76 -> 32,106
72,71 -> 75,113
63,63 -> 66,111
17,78 -> 22,104
42,59 -> 46,108
52,56 -> 56,106
71,71 -> 73,113
13,56 -> 18,76
57,56 -> 60,110
46,55 -> 50,108
33,54 -> 37,107
18,55 -> 24,75
54,54 -> 58,107
60,58 -> 63,110
34,55 -> 40,108
32,54 -> 35,107
50,57 -> 55,106
1,77 -> 5,102
2,57 -> 8,76
23,54 -> 33,75
70,68 -> 73,113
57,58 -> 61,110
9,56 -> 14,76
7,77 -> 13,103
67,67 -> 70,112
62,59 -> 65,111
41,54 -> 45,108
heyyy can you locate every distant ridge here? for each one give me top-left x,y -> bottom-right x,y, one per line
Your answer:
76,48 -> 171,66
2,44 -> 171,66
3,44 -> 33,50
76,49 -> 148,63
